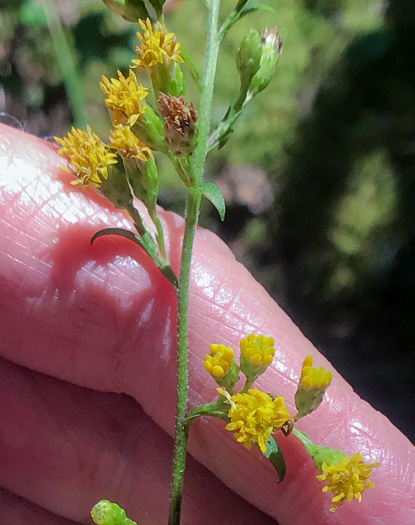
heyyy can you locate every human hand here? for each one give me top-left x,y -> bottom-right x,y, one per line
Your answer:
0,124 -> 414,525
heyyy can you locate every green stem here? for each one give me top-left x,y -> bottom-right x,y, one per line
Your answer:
168,2 -> 222,524
239,376 -> 254,394
168,150 -> 192,186
150,209 -> 168,260
129,205 -> 178,289
168,188 -> 201,525
292,428 -> 317,456
42,0 -> 87,128
189,0 -> 222,186
207,91 -> 252,151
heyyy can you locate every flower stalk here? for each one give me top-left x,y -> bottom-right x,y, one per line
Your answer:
168,2 -> 222,524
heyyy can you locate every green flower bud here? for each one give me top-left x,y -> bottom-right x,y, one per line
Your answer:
152,61 -> 185,97
312,446 -> 347,472
249,26 -> 283,97
149,0 -> 167,18
131,105 -> 166,152
240,334 -> 275,383
99,161 -> 134,211
292,429 -> 345,471
109,125 -> 159,213
101,0 -> 149,22
294,355 -> 332,418
91,500 -> 137,525
128,156 -> 159,213
203,344 -> 240,394
236,30 -> 262,91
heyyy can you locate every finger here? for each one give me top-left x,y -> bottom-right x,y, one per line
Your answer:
0,356 -> 277,525
0,124 -> 414,524
1,487 -> 79,525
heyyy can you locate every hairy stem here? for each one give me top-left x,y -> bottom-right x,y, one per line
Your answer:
168,1 -> 222,524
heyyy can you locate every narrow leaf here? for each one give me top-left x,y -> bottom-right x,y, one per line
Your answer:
90,228 -> 143,247
241,4 -> 275,16
264,436 -> 286,483
201,182 -> 226,221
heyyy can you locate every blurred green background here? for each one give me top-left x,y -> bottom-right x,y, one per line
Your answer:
1,0 -> 414,441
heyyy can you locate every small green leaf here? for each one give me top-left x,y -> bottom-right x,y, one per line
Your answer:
264,436 -> 286,483
201,182 -> 226,221
90,228 -> 144,248
241,4 -> 275,17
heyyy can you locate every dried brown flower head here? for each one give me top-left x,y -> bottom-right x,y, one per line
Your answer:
158,93 -> 198,156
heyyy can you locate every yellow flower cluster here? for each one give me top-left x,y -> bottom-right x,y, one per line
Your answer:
100,69 -> 149,126
240,334 -> 275,367
203,344 -> 234,377
299,355 -> 332,391
110,125 -> 154,161
55,126 -> 117,187
224,388 -> 289,453
317,453 -> 379,512
132,18 -> 183,72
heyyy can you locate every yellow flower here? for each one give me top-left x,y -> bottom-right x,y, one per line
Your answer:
240,334 -> 275,367
55,126 -> 117,187
204,344 -> 234,377
225,388 -> 289,453
295,355 -> 332,418
100,69 -> 149,126
109,125 -> 154,161
132,18 -> 183,73
299,355 -> 332,390
317,453 -> 379,512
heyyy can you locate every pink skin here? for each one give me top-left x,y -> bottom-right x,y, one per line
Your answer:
0,124 -> 414,525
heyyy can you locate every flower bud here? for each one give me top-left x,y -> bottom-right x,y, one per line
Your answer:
236,29 -> 262,91
294,355 -> 332,418
131,104 -> 166,152
204,344 -> 240,393
109,125 -> 158,212
130,157 -> 159,213
149,0 -> 166,17
158,93 -> 198,156
99,161 -> 135,211
249,26 -> 283,97
240,334 -> 275,383
101,0 -> 149,22
91,499 -> 136,525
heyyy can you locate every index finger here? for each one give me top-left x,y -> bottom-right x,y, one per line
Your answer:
0,124 -> 414,525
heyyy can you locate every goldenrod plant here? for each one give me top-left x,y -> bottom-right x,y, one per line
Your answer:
54,1 -> 379,523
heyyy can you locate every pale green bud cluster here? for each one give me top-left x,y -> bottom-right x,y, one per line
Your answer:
91,500 -> 137,525
236,26 -> 283,100
236,30 -> 263,91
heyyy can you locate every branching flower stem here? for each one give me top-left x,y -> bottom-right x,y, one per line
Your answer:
168,1 -> 222,524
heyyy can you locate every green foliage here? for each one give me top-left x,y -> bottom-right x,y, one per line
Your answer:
201,182 -> 226,220
264,436 -> 286,483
